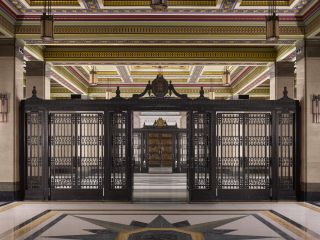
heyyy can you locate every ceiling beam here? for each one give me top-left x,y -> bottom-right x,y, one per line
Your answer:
116,66 -> 133,83
24,45 -> 44,61
0,13 -> 14,37
188,66 -> 204,83
277,45 -> 296,62
238,70 -> 269,95
232,66 -> 269,95
51,66 -> 88,95
305,8 -> 320,38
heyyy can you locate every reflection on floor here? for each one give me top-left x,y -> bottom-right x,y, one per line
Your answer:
1,202 -> 320,239
133,173 -> 188,202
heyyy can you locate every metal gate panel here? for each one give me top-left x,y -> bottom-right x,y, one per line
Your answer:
216,112 -> 271,200
188,111 -> 213,201
133,132 -> 148,173
106,111 -> 132,201
244,113 -> 271,193
25,111 -> 46,199
173,132 -> 187,173
49,112 -> 104,200
278,112 -> 295,198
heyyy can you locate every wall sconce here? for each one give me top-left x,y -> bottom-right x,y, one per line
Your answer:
0,93 -> 8,122
312,95 -> 320,123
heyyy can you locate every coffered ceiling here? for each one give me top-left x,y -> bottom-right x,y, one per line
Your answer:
49,64 -> 270,99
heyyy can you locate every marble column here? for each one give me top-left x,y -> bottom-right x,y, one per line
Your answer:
0,39 -> 24,200
296,39 -> 320,200
25,61 -> 50,99
270,62 -> 295,100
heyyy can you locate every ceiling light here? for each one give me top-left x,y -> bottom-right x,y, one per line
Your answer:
41,0 -> 54,41
0,93 -> 8,123
223,66 -> 231,85
266,0 -> 279,41
150,0 -> 168,11
89,66 -> 98,85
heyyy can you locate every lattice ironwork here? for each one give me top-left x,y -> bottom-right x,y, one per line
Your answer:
192,112 -> 210,190
173,132 -> 187,173
26,111 -> 44,193
133,132 -> 148,173
278,112 -> 295,191
49,113 -> 104,191
216,112 -> 271,190
111,112 -> 128,190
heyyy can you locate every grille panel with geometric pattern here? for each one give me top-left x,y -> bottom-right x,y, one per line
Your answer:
216,113 -> 271,193
48,113 -> 104,195
110,112 -> 128,190
26,111 -> 44,199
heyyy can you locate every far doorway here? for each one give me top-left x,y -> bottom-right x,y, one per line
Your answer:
132,111 -> 188,202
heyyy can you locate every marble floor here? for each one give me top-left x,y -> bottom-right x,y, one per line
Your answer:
0,202 -> 320,239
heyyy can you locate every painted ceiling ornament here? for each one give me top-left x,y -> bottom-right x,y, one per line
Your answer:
41,0 -> 54,42
266,0 -> 280,41
150,0 -> 168,11
47,214 -> 272,240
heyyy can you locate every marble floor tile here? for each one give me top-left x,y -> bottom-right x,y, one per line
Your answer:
0,202 -> 320,239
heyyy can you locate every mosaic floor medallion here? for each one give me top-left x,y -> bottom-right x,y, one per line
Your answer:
8,208 -> 311,240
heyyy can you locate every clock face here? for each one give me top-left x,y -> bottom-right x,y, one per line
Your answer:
151,74 -> 169,98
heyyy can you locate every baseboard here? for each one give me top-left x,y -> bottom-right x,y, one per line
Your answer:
0,191 -> 19,201
299,191 -> 320,201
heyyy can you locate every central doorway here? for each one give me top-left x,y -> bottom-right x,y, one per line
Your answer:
132,111 -> 188,202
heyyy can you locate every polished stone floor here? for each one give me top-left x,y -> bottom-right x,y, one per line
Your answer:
0,202 -> 320,239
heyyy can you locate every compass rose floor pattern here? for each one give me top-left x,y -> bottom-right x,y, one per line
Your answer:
1,202 -> 320,239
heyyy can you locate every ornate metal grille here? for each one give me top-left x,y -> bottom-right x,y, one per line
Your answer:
278,112 -> 295,191
133,132 -> 148,173
216,113 -> 271,191
26,111 -> 44,195
49,113 -> 104,191
111,112 -> 128,190
193,112 -> 210,190
174,132 -> 187,173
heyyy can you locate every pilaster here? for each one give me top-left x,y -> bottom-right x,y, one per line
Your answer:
296,39 -> 320,200
0,39 -> 24,200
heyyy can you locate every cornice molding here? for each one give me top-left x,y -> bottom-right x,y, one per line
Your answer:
15,25 -> 305,37
103,0 -> 216,6
0,14 -> 14,37
43,46 -> 277,62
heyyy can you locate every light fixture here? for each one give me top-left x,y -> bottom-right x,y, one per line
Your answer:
223,66 -> 231,85
41,0 -> 54,41
0,93 -> 8,123
150,0 -> 168,11
89,66 -> 98,85
312,95 -> 320,123
209,74 -> 215,100
209,90 -> 215,100
106,76 -> 112,99
266,0 -> 279,41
